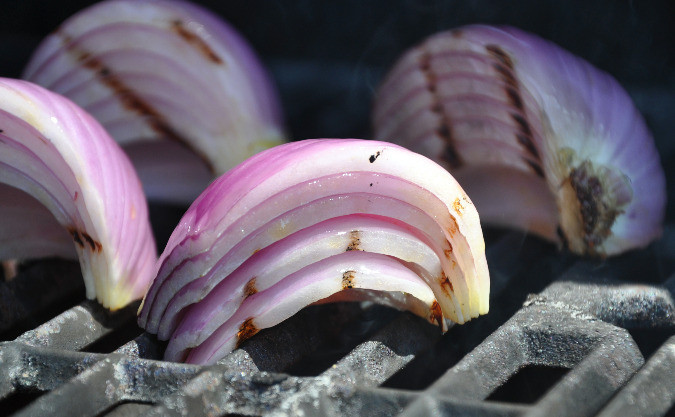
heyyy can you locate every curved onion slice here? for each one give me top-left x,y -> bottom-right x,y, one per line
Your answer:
23,0 -> 285,203
0,78 -> 156,309
373,25 -> 666,256
138,139 -> 490,364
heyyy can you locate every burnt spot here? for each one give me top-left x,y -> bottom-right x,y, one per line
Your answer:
485,44 -> 514,68
492,64 -> 517,86
0,129 -> 4,134
235,318 -> 259,348
171,20 -> 224,64
485,44 -> 544,178
68,227 -> 84,248
244,277 -> 257,298
369,151 -> 381,163
511,113 -> 533,136
58,32 -> 215,173
525,159 -> 546,178
568,162 -> 626,253
345,230 -> 362,252
441,143 -> 462,168
439,271 -> 454,295
429,300 -> 443,327
418,50 -> 462,169
369,183 -> 373,187
516,133 -> 540,160
67,228 -> 102,252
341,270 -> 356,290
505,87 -> 524,110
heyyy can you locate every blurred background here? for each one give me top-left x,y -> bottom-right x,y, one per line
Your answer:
1,0 -> 673,222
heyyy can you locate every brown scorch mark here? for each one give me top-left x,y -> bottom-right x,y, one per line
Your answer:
57,31 -> 215,172
244,277 -> 257,297
419,51 -> 462,168
438,271 -> 454,295
341,270 -> 356,290
345,230 -> 362,252
429,300 -> 443,327
235,318 -> 259,348
67,227 -> 102,252
171,20 -> 224,64
485,44 -> 544,178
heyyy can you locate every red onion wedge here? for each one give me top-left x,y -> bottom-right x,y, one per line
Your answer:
0,78 -> 156,309
23,0 -> 285,204
373,25 -> 666,256
138,139 -> 490,364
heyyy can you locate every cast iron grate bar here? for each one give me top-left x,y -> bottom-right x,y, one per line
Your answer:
0,258 -> 673,416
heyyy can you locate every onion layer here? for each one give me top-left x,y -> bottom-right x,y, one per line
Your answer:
23,0 -> 285,203
138,139 -> 490,364
373,25 -> 666,256
0,78 -> 156,309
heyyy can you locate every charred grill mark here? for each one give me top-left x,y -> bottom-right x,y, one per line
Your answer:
485,44 -> 513,67
58,31 -> 215,173
345,230 -> 362,251
568,162 -> 625,253
67,227 -> 102,252
439,271 -> 454,295
235,318 -> 259,348
516,133 -> 541,160
419,51 -> 462,169
505,87 -> 524,110
525,159 -> 546,178
244,277 -> 257,298
171,20 -> 223,64
341,270 -> 356,290
68,227 -> 84,248
429,300 -> 443,326
485,44 -> 544,178
369,151 -> 381,163
511,113 -> 533,137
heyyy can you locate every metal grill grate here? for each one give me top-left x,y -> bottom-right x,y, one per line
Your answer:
1,229 -> 673,417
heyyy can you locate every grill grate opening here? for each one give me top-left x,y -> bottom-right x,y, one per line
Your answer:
83,318 -> 143,354
283,304 -> 403,377
486,365 -> 569,403
0,260 -> 84,341
628,327 -> 675,360
1,388 -> 45,416
381,318 -> 493,391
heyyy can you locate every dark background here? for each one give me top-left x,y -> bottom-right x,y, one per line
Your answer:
1,0 -> 673,220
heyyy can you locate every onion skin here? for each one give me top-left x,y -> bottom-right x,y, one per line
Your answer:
23,0 -> 285,204
373,25 -> 666,256
0,78 -> 156,310
138,139 -> 490,364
